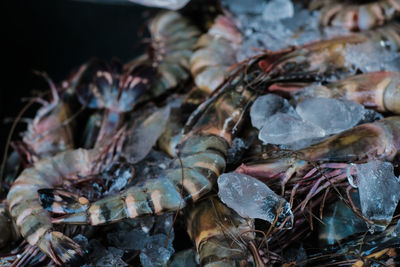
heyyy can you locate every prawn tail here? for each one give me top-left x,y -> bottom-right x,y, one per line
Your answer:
37,231 -> 86,266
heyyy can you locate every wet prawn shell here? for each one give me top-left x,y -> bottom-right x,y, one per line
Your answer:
7,149 -> 96,245
383,75 -> 400,114
186,197 -> 255,266
190,15 -> 242,93
149,11 -> 201,95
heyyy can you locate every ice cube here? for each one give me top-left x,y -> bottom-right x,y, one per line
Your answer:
218,172 -> 293,228
140,234 -> 174,266
352,161 -> 400,232
122,106 -> 170,164
319,193 -> 368,245
259,113 -> 325,145
95,247 -> 126,267
344,42 -> 400,73
262,0 -> 294,21
250,94 -> 297,130
296,98 -> 365,135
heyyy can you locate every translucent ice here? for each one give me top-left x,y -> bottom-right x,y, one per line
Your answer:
349,161 -> 400,232
87,240 -> 127,267
122,106 -> 170,164
319,193 -> 368,245
218,172 -> 293,228
259,113 -> 325,146
296,98 -> 366,135
106,214 -> 174,266
262,0 -> 294,21
250,94 -> 297,130
344,42 -> 400,73
140,233 -> 174,267
234,3 -> 322,59
96,247 -> 126,267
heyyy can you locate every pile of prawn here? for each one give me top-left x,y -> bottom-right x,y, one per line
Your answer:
1,1 -> 400,266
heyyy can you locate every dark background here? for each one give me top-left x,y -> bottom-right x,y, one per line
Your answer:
2,0 -> 150,161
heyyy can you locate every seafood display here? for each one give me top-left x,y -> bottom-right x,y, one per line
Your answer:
2,0 -> 400,266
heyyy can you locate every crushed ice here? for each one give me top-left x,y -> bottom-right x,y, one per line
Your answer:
344,42 -> 400,73
250,94 -> 298,130
122,105 -> 170,164
262,0 -> 294,21
252,94 -> 373,149
319,193 -> 368,245
347,161 -> 400,232
218,172 -> 293,228
222,1 -> 323,60
295,98 -> 365,135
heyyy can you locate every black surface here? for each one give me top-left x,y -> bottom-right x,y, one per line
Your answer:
2,0 -> 148,161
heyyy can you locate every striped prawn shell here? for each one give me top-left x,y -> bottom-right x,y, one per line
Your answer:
6,149 -> 97,265
52,74 -> 256,226
149,11 -> 201,96
190,14 -> 242,93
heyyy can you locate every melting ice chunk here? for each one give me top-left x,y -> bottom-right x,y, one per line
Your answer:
218,172 -> 293,228
344,42 -> 400,72
250,94 -> 297,130
349,161 -> 400,232
296,98 -> 366,135
140,234 -> 174,267
319,193 -> 368,245
122,106 -> 170,164
262,0 -> 294,21
259,113 -> 325,146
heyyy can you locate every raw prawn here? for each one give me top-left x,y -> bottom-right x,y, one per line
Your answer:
6,146 -> 121,266
41,68 -> 257,226
257,23 -> 400,84
292,71 -> 400,114
237,116 -> 400,212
